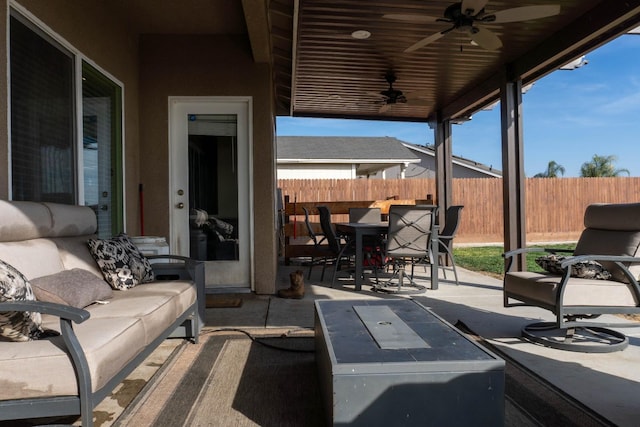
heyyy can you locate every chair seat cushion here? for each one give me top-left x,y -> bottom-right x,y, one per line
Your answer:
505,271 -> 638,307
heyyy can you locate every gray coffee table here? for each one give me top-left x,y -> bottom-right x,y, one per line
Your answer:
314,299 -> 505,426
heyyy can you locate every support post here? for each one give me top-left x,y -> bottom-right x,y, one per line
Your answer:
432,113 -> 453,227
500,71 -> 527,271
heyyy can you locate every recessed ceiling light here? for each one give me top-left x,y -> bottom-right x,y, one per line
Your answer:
351,30 -> 371,39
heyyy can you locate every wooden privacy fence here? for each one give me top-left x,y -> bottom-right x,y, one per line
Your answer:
279,177 -> 640,246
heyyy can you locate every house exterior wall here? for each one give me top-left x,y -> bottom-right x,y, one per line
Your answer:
278,164 -> 355,179
375,152 -> 499,179
0,0 -> 141,224
139,34 -> 277,294
1,4 -> 278,294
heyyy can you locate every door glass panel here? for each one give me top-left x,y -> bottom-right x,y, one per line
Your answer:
188,114 -> 239,261
82,62 -> 123,237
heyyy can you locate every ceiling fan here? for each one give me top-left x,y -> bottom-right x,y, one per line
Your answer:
384,0 -> 561,52
366,73 -> 430,113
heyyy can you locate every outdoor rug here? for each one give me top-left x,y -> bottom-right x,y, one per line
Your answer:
113,328 -> 616,427
116,332 -> 322,427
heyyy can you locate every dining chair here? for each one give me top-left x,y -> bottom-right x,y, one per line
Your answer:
374,205 -> 438,293
437,205 -> 464,285
302,207 -> 332,280
318,205 -> 373,287
412,205 -> 464,285
349,207 -> 385,267
348,207 -> 382,223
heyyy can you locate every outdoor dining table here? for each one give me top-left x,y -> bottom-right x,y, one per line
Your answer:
334,222 -> 388,291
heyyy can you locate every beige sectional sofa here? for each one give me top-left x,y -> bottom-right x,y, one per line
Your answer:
0,200 -> 204,427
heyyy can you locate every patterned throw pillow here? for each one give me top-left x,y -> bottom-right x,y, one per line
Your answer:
87,233 -> 154,290
114,234 -> 155,283
0,259 -> 48,341
535,254 -> 612,280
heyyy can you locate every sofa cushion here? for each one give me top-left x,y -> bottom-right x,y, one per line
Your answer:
87,234 -> 154,290
0,259 -> 45,341
0,239 -> 65,280
30,269 -> 113,308
51,235 -> 103,278
0,316 -> 147,399
535,254 -> 611,280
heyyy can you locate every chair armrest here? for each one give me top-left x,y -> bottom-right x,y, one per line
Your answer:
503,247 -> 575,273
503,247 -> 573,259
560,254 -> 640,266
147,254 -> 194,264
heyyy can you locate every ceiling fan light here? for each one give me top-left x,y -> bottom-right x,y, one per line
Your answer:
351,30 -> 371,39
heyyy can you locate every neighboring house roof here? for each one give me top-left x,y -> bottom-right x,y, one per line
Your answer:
277,136 -> 420,176
402,143 -> 502,178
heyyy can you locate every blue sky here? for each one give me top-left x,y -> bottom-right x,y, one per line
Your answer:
276,33 -> 640,177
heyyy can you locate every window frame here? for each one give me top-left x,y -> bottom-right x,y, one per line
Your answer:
8,3 -> 126,231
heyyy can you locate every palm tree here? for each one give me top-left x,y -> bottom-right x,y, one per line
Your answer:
534,160 -> 565,178
580,155 -> 630,177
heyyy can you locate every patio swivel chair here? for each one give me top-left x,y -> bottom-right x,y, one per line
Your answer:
504,202 -> 640,352
373,205 -> 438,294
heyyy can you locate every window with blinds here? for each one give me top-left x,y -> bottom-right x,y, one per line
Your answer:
10,14 -> 76,204
9,11 -> 124,236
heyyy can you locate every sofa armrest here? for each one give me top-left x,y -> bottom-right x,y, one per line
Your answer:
0,300 -> 93,411
0,300 -> 89,324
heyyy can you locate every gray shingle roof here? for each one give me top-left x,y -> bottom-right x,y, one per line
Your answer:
277,136 -> 419,161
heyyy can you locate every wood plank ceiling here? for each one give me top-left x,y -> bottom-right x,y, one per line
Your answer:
269,0 -> 640,122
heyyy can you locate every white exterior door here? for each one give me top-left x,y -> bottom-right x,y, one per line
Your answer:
169,97 -> 253,290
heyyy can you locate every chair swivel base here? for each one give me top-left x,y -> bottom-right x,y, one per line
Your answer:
522,321 -> 628,353
372,269 -> 427,295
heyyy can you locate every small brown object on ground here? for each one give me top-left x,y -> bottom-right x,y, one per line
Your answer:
278,270 -> 305,299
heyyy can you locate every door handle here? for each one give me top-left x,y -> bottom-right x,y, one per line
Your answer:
177,202 -> 185,209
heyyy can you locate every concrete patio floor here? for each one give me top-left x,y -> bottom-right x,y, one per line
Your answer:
205,263 -> 640,427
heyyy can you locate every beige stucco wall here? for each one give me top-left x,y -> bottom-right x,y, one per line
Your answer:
139,34 -> 277,294
6,0 -> 141,229
0,4 -> 277,294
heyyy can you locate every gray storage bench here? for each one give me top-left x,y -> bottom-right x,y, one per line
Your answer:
315,299 -> 505,426
0,200 -> 204,427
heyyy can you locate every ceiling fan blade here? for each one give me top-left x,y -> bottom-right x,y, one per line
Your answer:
379,103 -> 392,113
405,31 -> 446,53
382,13 -> 440,23
461,0 -> 489,16
365,91 -> 385,98
470,26 -> 502,50
489,5 -> 560,24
